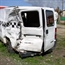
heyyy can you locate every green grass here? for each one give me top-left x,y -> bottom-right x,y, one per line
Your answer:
60,17 -> 65,21
0,33 -> 65,65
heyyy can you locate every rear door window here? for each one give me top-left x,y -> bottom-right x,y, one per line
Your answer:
46,10 -> 54,27
21,11 -> 40,27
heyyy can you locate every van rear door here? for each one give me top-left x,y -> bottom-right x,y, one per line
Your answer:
19,9 -> 43,52
44,9 -> 55,51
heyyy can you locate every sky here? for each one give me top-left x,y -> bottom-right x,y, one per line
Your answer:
0,0 -> 65,10
25,0 -> 65,10
0,0 -> 31,6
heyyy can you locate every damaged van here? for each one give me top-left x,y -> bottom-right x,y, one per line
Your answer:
0,6 -> 57,58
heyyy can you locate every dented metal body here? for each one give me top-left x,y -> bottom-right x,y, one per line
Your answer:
0,6 -> 57,57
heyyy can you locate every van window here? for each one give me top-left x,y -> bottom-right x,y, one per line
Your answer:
21,11 -> 40,27
46,10 -> 54,27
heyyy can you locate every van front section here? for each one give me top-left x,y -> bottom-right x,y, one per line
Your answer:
17,8 -> 44,55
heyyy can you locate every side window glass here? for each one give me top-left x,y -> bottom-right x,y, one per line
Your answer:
46,10 -> 54,27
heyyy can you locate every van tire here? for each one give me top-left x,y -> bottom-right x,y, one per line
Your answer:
6,40 -> 15,54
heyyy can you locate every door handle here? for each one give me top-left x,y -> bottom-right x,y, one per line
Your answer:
46,29 -> 48,34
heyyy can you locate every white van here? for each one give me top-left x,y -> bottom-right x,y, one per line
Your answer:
0,6 -> 57,58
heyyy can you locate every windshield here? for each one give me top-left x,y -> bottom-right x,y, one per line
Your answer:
21,11 -> 40,27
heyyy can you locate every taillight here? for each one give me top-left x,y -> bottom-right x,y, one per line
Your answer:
55,28 -> 57,33
55,28 -> 57,39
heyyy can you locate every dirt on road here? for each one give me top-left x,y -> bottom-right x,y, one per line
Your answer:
0,53 -> 17,65
57,25 -> 65,37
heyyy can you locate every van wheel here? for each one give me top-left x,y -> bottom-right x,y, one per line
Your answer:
6,40 -> 15,54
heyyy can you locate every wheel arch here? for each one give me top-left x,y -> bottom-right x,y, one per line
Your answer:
3,36 -> 10,44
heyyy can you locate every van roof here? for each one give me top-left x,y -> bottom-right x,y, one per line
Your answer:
6,6 -> 54,11
19,6 -> 54,10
